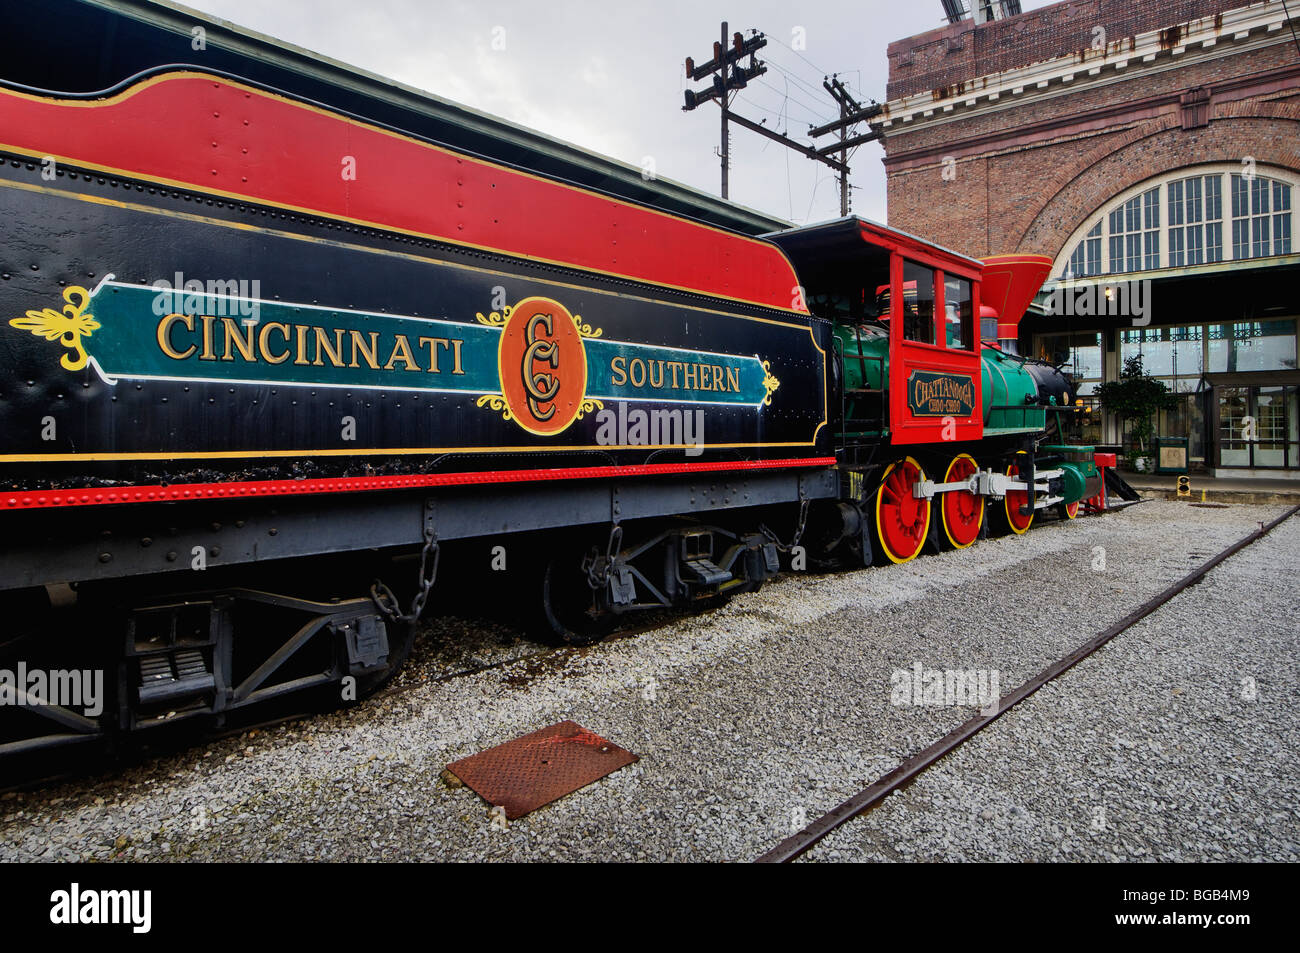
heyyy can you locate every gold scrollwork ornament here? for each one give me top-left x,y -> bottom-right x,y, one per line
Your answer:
9,285 -> 100,371
575,398 -> 604,420
475,393 -> 514,421
475,305 -> 513,328
761,360 -> 781,406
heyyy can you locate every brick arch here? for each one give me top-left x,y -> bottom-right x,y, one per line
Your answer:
1215,100 -> 1300,123
1016,111 -> 1300,259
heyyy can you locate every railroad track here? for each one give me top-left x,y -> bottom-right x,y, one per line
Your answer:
756,502 -> 1300,863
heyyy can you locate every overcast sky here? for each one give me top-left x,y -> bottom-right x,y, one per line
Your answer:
180,0 -> 1057,225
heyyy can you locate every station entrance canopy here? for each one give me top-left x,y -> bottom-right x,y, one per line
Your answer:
1029,255 -> 1300,476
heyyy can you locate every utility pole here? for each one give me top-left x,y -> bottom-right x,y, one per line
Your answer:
808,76 -> 883,216
720,22 -> 729,199
828,76 -> 856,216
682,25 -> 848,201
683,22 -> 767,199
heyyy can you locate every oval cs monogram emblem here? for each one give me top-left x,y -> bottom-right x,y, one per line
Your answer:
497,296 -> 589,435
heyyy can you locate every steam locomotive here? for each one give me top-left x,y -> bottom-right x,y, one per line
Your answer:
0,37 -> 1101,761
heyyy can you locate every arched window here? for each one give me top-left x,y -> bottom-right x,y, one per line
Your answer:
1066,221 -> 1102,277
1056,164 -> 1296,278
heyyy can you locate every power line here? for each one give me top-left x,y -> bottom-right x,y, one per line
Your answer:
757,71 -> 836,122
804,174 -> 837,221
754,73 -> 831,115
682,22 -> 847,199
762,57 -> 831,102
766,33 -> 872,103
734,94 -> 791,128
735,91 -> 825,138
739,72 -> 837,148
767,33 -> 839,90
751,77 -> 835,126
763,59 -> 843,112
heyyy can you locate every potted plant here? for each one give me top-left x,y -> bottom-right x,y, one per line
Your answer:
1095,355 -> 1179,473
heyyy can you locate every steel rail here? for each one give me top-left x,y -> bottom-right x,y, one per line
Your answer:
757,502 -> 1300,863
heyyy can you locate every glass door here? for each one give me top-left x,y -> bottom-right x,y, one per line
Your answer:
1255,387 -> 1288,467
1216,385 -> 1299,468
1218,387 -> 1250,466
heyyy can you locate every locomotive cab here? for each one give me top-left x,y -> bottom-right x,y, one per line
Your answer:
767,217 -> 985,451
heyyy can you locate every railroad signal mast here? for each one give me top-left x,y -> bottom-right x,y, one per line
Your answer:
682,22 -> 848,201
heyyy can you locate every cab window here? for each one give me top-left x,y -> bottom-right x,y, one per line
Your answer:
944,275 -> 974,351
900,261 -> 936,345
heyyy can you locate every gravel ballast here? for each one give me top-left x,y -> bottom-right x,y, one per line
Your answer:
1,500 -> 1295,862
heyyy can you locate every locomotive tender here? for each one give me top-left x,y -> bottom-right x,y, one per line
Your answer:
0,25 -> 1099,760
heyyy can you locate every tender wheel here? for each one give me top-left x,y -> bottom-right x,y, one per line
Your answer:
536,548 -> 617,646
996,451 -> 1036,536
939,453 -> 983,549
872,456 -> 931,564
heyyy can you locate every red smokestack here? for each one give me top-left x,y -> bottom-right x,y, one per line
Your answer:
980,254 -> 1053,344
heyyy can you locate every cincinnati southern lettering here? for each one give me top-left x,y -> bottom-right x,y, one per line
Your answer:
609,356 -> 741,394
155,313 -> 466,374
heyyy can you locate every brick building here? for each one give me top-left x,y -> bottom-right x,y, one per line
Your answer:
881,0 -> 1300,477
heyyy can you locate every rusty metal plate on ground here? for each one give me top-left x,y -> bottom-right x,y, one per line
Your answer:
446,720 -> 638,819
